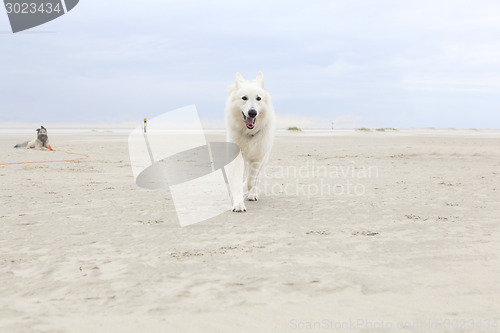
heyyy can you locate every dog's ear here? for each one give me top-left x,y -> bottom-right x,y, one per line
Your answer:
36,128 -> 40,132
41,126 -> 45,130
235,72 -> 245,88
255,72 -> 264,87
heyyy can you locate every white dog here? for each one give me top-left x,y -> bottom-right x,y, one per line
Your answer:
225,72 -> 276,212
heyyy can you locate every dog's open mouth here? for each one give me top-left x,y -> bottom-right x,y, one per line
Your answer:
242,112 -> 256,129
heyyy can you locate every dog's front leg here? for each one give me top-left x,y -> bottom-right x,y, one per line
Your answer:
246,161 -> 262,201
227,153 -> 246,212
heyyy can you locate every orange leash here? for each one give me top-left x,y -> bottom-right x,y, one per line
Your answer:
0,151 -> 89,166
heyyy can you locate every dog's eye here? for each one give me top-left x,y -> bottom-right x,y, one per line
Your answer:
241,96 -> 248,101
256,96 -> 261,101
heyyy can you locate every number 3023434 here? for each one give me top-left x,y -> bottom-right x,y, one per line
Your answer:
5,2 -> 62,14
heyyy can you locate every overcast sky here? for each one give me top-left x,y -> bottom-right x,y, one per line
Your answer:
1,0 -> 499,128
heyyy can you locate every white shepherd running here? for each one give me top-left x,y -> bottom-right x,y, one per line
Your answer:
225,72 -> 276,212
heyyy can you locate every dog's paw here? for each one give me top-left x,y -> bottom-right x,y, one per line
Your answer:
232,202 -> 247,212
247,188 -> 258,201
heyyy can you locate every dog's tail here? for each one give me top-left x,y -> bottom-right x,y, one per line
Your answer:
14,141 -> 29,148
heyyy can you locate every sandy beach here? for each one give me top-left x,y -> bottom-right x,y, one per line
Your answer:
1,129 -> 499,333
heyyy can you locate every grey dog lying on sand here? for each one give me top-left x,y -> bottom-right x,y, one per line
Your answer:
14,126 -> 51,150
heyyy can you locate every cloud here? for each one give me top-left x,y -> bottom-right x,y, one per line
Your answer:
402,77 -> 500,93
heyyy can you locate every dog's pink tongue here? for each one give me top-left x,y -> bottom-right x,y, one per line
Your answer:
245,117 -> 255,126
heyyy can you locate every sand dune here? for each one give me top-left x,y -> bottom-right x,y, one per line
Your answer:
1,129 -> 499,332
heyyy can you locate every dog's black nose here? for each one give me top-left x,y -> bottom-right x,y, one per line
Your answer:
248,109 -> 257,118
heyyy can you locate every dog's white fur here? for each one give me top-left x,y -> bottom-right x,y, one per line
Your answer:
26,138 -> 49,150
225,72 -> 276,212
